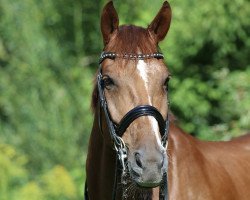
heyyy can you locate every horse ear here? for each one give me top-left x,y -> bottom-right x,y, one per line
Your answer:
101,1 -> 119,45
148,1 -> 172,42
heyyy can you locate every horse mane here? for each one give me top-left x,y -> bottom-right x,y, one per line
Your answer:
91,25 -> 159,112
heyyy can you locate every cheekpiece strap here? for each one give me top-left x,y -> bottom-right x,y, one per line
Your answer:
99,52 -> 164,64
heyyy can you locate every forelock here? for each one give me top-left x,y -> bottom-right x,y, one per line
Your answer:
105,25 -> 158,54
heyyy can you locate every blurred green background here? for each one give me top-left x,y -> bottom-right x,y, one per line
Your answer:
0,0 -> 249,199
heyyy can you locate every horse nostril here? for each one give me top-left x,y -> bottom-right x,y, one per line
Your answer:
135,152 -> 143,168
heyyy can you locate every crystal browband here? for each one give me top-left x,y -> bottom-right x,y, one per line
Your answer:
99,52 -> 164,64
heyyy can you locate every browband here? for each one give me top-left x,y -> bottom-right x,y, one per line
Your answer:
99,52 -> 164,64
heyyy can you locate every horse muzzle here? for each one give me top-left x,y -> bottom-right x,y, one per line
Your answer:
128,149 -> 167,188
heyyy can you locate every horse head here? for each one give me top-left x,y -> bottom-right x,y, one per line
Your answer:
98,1 -> 172,188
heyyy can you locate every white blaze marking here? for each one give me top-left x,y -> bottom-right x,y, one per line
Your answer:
137,60 -> 164,148
137,60 -> 150,96
150,116 -> 163,147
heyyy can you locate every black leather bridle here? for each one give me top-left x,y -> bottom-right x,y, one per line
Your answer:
85,52 -> 169,200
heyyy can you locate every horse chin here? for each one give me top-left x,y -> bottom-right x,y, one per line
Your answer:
135,180 -> 161,188
127,165 -> 162,189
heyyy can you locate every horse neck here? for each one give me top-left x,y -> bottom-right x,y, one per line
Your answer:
86,107 -> 121,199
168,123 -> 206,167
167,124 -> 210,199
168,123 -> 199,158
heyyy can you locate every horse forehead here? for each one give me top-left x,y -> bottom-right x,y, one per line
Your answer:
135,59 -> 164,81
103,58 -> 163,72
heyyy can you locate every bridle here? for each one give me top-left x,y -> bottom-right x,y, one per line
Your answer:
85,52 -> 170,200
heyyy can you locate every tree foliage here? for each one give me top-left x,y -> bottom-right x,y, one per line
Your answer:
0,0 -> 249,199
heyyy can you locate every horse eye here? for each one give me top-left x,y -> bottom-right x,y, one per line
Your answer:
103,76 -> 114,90
163,76 -> 171,91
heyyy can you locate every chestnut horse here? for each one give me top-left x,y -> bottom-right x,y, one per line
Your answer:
85,1 -> 250,200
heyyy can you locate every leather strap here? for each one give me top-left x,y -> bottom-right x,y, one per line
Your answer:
117,105 -> 166,137
99,51 -> 164,64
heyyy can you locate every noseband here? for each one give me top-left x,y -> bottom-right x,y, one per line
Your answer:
85,52 -> 169,200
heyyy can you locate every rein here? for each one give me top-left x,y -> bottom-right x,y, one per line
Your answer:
85,52 -> 169,200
